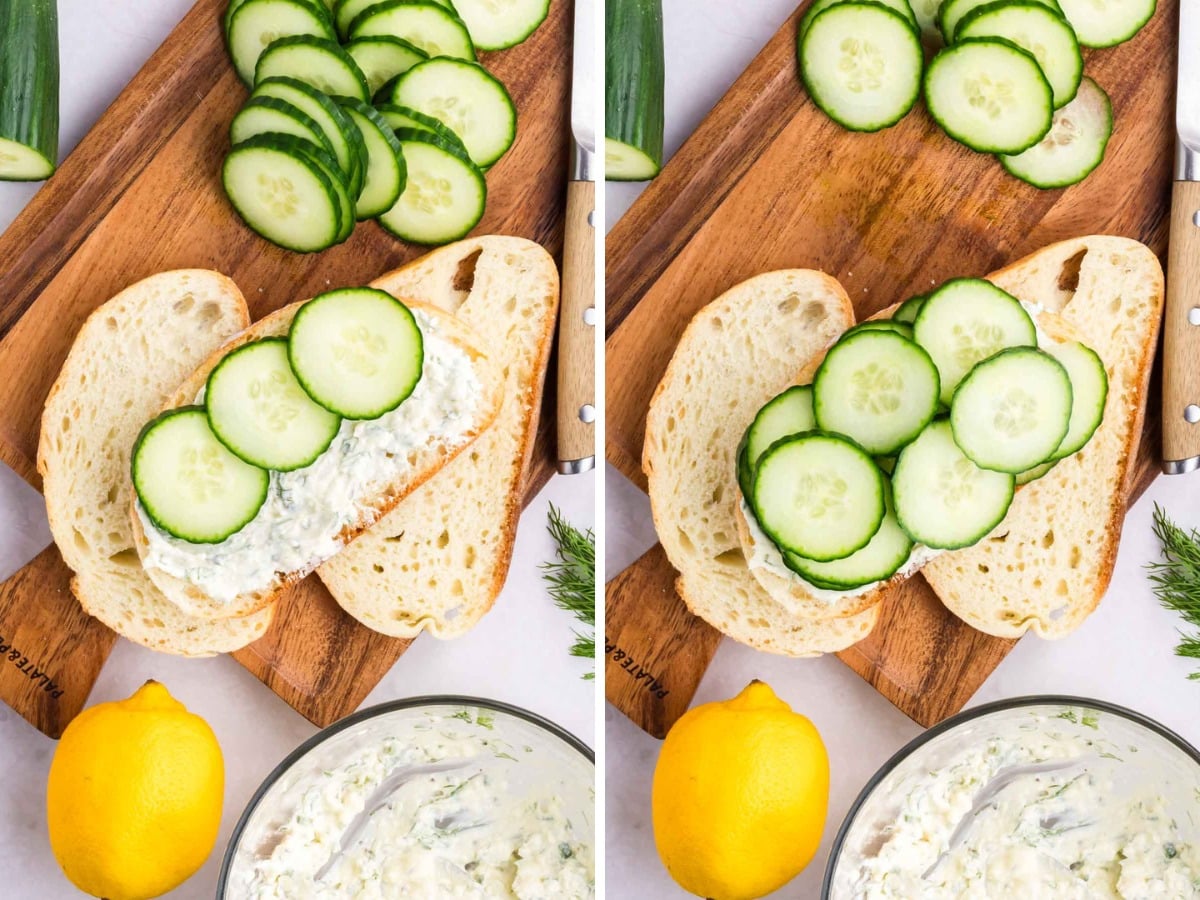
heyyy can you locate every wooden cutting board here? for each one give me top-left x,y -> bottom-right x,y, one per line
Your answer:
605,0 -> 1176,739
0,0 -> 573,739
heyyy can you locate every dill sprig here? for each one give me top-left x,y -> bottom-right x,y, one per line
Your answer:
541,505 -> 595,679
1146,504 -> 1200,679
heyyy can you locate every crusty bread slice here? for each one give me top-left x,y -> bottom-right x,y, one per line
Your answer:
38,270 -> 275,657
644,269 -> 883,656
318,237 -> 559,638
922,236 -> 1164,638
130,298 -> 504,621
733,302 -> 1084,620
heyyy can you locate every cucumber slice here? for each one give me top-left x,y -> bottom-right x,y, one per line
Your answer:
377,129 -> 487,245
950,346 -> 1073,472
799,2 -> 924,133
348,0 -> 476,60
782,482 -> 914,589
744,385 -> 816,473
1045,340 -> 1108,460
280,133 -> 356,242
222,135 -> 345,252
452,0 -> 551,49
132,407 -> 269,544
892,294 -> 926,324
604,138 -> 661,181
336,98 -> 406,219
909,0 -> 946,40
345,36 -> 427,94
230,96 -> 338,160
751,433 -> 886,562
924,38 -> 1053,154
375,102 -> 470,157
913,278 -> 1037,404
225,0 -> 333,37
253,35 -> 371,103
288,288 -> 424,419
893,419 -> 1015,548
1000,77 -> 1112,188
252,76 -> 368,194
800,0 -> 920,34
390,58 -> 516,168
939,0 -> 1062,40
845,319 -> 915,339
1016,459 -> 1057,484
206,339 -> 342,471
336,0 -> 454,36
956,1 -> 1082,108
1056,0 -> 1155,47
814,330 -> 941,456
226,0 -> 336,85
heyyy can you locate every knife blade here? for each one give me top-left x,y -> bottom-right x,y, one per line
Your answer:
557,0 -> 597,474
1162,0 -> 1200,473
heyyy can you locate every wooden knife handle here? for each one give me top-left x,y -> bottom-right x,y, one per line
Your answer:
556,178 -> 597,471
1163,179 -> 1200,471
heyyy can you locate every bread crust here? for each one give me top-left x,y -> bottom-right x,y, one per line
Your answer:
130,298 -> 504,621
318,237 -> 561,639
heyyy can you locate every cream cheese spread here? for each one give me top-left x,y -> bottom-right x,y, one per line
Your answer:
139,310 -> 482,603
847,713 -> 1200,899
740,498 -> 943,602
235,711 -> 594,899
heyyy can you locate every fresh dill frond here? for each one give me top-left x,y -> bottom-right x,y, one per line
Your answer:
1146,504 -> 1200,679
541,504 -> 596,679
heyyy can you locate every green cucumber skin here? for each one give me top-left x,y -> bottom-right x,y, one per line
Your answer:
0,0 -> 59,180
605,0 -> 664,181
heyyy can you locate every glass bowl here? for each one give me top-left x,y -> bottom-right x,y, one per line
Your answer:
217,695 -> 594,898
823,695 -> 1200,898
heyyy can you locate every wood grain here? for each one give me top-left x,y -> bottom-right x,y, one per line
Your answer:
1162,179 -> 1200,467
604,544 -> 723,739
605,0 -> 1177,734
0,548 -> 116,738
0,0 -> 572,735
557,178 -> 597,466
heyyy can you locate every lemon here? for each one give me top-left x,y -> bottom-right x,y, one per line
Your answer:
46,681 -> 224,900
652,680 -> 829,900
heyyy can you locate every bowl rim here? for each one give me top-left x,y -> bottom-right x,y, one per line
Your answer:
216,694 -> 594,895
820,693 -> 1200,899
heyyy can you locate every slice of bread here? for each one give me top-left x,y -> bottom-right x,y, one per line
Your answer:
733,302 -> 1084,620
921,236 -> 1164,638
318,237 -> 559,638
643,269 -> 883,656
130,298 -> 505,621
39,270 -> 275,656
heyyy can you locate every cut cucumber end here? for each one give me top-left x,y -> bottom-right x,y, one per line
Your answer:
604,137 -> 661,181
0,138 -> 55,181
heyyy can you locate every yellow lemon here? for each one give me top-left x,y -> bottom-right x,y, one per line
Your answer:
652,680 -> 829,900
46,681 -> 224,900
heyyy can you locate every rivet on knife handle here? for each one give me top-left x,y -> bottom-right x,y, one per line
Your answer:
556,178 -> 597,474
1162,178 -> 1200,474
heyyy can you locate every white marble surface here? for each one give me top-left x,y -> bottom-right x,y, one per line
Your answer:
604,1 -> 1200,897
0,3 -> 595,895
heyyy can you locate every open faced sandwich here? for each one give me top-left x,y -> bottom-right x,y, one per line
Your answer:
644,235 -> 1163,655
39,236 -> 559,655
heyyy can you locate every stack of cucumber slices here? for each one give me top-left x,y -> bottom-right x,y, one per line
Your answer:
133,288 -> 424,544
221,0 -> 549,251
739,278 -> 1108,592
797,0 -> 1152,187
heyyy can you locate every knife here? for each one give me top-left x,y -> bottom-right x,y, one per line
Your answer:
1163,0 -> 1200,474
557,0 -> 597,475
